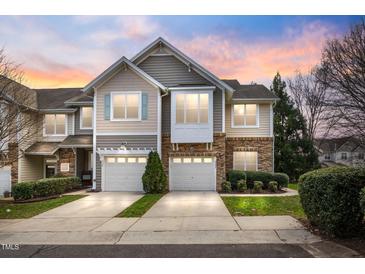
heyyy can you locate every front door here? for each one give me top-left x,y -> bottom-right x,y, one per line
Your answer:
45,164 -> 56,178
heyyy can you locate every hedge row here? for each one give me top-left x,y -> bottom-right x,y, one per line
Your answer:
12,177 -> 81,201
227,170 -> 289,190
299,166 -> 365,237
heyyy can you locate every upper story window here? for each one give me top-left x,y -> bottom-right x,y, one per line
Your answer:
111,92 -> 141,121
44,114 -> 66,136
176,93 -> 209,124
80,107 -> 93,129
232,104 -> 258,127
341,152 -> 347,160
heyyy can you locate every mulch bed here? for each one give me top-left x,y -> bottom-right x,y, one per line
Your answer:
220,189 -> 287,195
13,195 -> 62,204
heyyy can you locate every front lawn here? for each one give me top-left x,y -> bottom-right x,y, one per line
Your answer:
117,194 -> 164,217
221,196 -> 306,219
0,195 -> 86,219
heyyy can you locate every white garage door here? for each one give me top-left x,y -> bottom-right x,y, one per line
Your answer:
170,157 -> 216,191
104,156 -> 147,192
0,166 -> 11,196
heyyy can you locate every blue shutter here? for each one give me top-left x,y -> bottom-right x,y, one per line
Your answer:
104,94 -> 110,120
142,93 -> 148,120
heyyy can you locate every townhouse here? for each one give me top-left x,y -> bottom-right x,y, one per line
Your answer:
0,37 -> 278,194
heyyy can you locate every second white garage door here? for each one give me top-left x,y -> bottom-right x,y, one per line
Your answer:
169,157 -> 216,191
104,156 -> 147,191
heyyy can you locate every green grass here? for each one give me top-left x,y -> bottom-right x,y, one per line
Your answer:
0,195 -> 86,219
117,194 -> 164,217
288,183 -> 299,190
221,196 -> 306,219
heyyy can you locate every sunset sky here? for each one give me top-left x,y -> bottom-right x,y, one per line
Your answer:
0,15 -> 362,89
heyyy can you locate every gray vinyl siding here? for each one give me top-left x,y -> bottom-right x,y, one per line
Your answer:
139,55 -> 209,87
95,135 -> 157,190
225,103 -> 271,137
19,155 -> 44,182
161,88 -> 223,134
67,114 -> 73,135
96,69 -> 158,133
213,88 -> 223,132
75,109 -> 93,135
162,94 -> 170,134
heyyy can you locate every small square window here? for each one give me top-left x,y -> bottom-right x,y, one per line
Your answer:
138,157 -> 147,163
173,158 -> 182,163
203,158 -> 213,163
117,157 -> 126,163
127,157 -> 137,163
183,158 -> 192,163
106,157 -> 115,163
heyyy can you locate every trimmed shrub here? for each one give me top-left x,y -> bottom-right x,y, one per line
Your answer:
268,181 -> 278,192
237,179 -> 247,192
227,170 -> 289,190
12,182 -> 34,200
12,176 -> 81,201
142,151 -> 167,193
227,170 -> 245,189
272,173 -> 289,189
360,187 -> 365,214
222,181 -> 232,193
299,167 -> 365,237
253,181 -> 263,193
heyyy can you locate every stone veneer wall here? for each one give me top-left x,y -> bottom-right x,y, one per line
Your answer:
57,148 -> 76,176
225,137 -> 273,172
161,133 -> 226,191
8,143 -> 18,184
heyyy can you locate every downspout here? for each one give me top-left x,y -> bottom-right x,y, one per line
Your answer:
158,89 -> 169,156
92,87 -> 97,190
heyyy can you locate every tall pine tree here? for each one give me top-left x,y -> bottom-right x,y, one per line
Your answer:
271,72 -> 319,181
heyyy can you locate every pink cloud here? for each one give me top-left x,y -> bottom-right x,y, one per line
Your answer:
177,21 -> 337,86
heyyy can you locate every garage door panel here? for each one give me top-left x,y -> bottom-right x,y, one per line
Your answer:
104,157 -> 146,192
170,157 -> 216,191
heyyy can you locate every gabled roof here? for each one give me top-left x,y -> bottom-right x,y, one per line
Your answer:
131,37 -> 235,93
222,79 -> 279,100
315,137 -> 361,153
35,88 -> 82,110
59,135 -> 93,148
82,56 -> 167,92
25,142 -> 60,155
64,92 -> 94,106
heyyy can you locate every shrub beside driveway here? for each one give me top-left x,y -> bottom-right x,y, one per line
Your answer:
0,195 -> 86,219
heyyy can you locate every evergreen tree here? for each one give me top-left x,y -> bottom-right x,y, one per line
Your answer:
142,151 -> 167,193
271,72 -> 319,180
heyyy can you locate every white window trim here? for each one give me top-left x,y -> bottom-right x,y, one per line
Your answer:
43,114 -> 68,137
233,151 -> 258,171
175,93 -> 209,125
110,91 -> 142,121
231,104 -> 260,129
80,106 -> 93,130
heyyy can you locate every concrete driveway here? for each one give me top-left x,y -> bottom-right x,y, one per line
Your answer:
130,191 -> 239,232
0,192 -> 143,233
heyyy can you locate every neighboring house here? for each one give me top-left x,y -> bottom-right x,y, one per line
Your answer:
2,37 -> 278,194
316,137 -> 365,167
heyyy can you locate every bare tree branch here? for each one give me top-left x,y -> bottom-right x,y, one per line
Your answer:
0,48 -> 39,167
316,20 -> 365,144
288,68 -> 329,140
